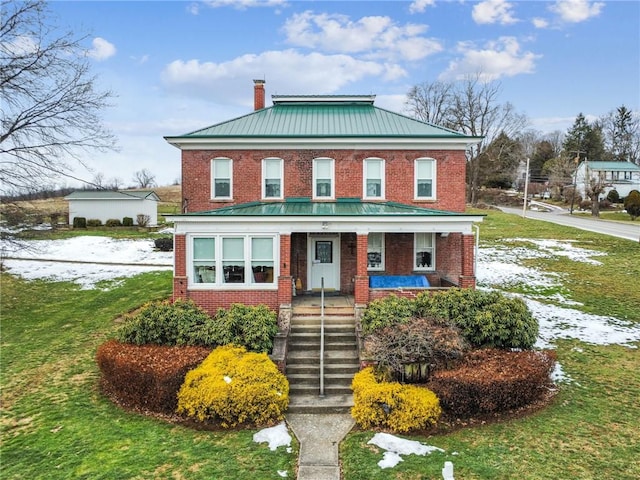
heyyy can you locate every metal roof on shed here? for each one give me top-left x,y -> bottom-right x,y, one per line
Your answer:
581,161 -> 640,171
65,190 -> 159,201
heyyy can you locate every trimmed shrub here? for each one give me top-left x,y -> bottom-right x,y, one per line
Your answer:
210,304 -> 278,353
360,294 -> 416,335
415,289 -> 538,349
364,317 -> 467,381
606,189 -> 620,204
116,300 -> 278,353
116,299 -> 214,346
177,345 -> 289,428
154,237 -> 173,251
105,218 -> 122,227
351,367 -> 441,433
624,189 -> 640,220
86,218 -> 102,227
96,340 -> 210,413
72,216 -> 87,228
428,349 -> 557,418
122,216 -> 134,226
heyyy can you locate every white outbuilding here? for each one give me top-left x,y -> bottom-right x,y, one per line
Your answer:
65,190 -> 159,226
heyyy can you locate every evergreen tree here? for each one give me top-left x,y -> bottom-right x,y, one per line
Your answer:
563,113 -> 606,161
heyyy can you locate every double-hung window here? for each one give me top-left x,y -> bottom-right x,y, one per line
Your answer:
262,158 -> 283,199
364,158 -> 384,199
414,233 -> 435,270
367,233 -> 385,271
211,157 -> 232,199
415,158 -> 436,200
313,158 -> 334,199
191,235 -> 276,287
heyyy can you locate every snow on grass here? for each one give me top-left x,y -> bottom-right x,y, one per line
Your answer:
1,236 -> 172,290
368,432 -> 444,469
253,422 -> 292,452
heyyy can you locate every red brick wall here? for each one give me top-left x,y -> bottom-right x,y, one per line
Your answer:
183,290 -> 279,317
182,148 -> 467,213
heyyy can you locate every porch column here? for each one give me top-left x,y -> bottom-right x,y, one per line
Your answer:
354,233 -> 369,304
459,233 -> 476,289
278,233 -> 293,304
173,234 -> 188,301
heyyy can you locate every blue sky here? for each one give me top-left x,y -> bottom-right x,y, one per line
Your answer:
50,0 -> 640,187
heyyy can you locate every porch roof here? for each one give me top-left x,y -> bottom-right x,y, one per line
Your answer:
177,198 -> 473,217
166,199 -> 484,235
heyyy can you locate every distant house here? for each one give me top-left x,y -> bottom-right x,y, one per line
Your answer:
575,161 -> 640,200
65,190 -> 159,226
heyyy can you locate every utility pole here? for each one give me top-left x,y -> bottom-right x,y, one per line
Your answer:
569,151 -> 584,215
522,157 -> 530,218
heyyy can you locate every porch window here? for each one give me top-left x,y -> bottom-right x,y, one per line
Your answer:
313,158 -> 334,199
211,157 -> 232,199
190,234 -> 277,287
251,237 -> 274,283
193,238 -> 216,283
415,158 -> 436,199
364,158 -> 384,199
414,233 -> 435,270
262,158 -> 283,199
367,232 -> 384,271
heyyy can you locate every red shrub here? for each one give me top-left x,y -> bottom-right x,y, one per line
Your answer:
427,349 -> 557,418
96,340 -> 211,413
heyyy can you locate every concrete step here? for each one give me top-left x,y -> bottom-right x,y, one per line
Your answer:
286,363 -> 359,375
292,306 -> 355,316
287,393 -> 354,414
289,330 -> 356,340
290,317 -> 356,327
289,383 -> 353,396
287,349 -> 359,362
287,372 -> 357,385
288,341 -> 357,352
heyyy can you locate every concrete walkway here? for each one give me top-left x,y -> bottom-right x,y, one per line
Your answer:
286,413 -> 355,480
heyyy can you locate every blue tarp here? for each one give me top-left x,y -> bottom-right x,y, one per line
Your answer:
369,275 -> 430,288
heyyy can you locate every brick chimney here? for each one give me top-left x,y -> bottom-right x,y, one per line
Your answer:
253,79 -> 265,110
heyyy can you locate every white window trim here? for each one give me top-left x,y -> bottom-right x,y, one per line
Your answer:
413,232 -> 436,271
262,157 -> 284,200
363,157 -> 385,200
414,157 -> 436,200
313,157 -> 335,200
367,232 -> 385,271
188,233 -> 279,289
211,157 -> 233,200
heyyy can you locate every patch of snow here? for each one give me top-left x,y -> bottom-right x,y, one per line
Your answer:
253,422 -> 292,452
368,432 -> 444,469
527,298 -> 640,349
550,362 -> 574,384
277,470 -> 288,477
507,238 -> 606,265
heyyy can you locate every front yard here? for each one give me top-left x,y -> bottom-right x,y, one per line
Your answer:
1,209 -> 639,478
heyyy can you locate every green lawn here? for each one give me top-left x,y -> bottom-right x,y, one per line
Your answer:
0,271 -> 298,480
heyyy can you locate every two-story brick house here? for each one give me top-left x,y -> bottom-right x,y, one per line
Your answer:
164,80 -> 484,317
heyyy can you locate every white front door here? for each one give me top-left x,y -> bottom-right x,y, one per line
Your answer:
308,235 -> 340,291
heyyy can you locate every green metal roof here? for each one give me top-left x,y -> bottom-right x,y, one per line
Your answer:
581,161 -> 640,171
177,199 -> 474,217
176,96 -> 470,139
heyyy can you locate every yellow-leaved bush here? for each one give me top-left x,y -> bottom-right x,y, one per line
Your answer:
176,345 -> 289,428
351,367 -> 441,433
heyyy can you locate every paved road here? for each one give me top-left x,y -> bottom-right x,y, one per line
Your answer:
498,203 -> 640,242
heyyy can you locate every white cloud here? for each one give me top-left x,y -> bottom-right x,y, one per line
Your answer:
532,17 -> 549,29
162,49 -> 401,103
472,0 -> 518,25
282,11 -> 442,61
409,0 -> 436,14
87,37 -> 116,61
201,0 -> 288,10
440,36 -> 541,81
549,0 -> 604,23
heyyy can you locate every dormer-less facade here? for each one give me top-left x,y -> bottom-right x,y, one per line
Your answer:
165,81 -> 484,316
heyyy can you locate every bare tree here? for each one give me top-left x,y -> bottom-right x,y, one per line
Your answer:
404,81 -> 454,126
447,75 -> 529,204
0,0 -> 117,195
133,168 -> 157,189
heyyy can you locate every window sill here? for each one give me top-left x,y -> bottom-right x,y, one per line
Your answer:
189,284 -> 278,291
